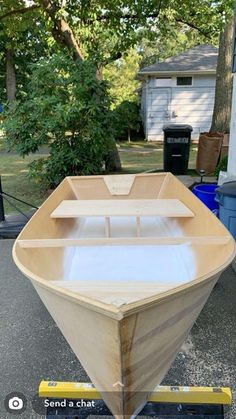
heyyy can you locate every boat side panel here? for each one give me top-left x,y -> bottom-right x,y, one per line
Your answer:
15,179 -> 79,280
18,178 -> 77,240
32,282 -> 124,417
119,273 -> 219,417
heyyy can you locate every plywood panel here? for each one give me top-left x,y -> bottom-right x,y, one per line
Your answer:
50,199 -> 194,219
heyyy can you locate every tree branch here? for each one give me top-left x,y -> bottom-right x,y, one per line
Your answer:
39,0 -> 84,61
175,17 -> 212,38
0,5 -> 40,21
102,52 -> 122,66
85,0 -> 163,24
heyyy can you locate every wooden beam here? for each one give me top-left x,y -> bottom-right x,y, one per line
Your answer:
18,236 -> 230,248
50,199 -> 195,219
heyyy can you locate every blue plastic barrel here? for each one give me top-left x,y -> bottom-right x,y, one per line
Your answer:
192,183 -> 219,211
216,181 -> 236,239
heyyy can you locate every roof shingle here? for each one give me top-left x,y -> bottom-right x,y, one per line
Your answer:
138,44 -> 218,75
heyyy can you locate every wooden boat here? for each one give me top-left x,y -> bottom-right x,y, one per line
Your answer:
13,173 -> 235,418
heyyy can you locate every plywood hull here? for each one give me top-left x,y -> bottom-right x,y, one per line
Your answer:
32,272 -> 219,418
13,173 -> 236,418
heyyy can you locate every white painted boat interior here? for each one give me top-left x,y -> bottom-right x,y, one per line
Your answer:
64,217 -> 196,283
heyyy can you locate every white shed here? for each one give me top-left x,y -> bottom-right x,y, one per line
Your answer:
138,45 -> 218,141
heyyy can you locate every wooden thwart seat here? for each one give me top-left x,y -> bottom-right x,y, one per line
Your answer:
50,199 -> 194,237
18,236 -> 230,248
51,199 -> 195,218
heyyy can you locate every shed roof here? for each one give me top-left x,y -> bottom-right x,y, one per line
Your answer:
138,44 -> 218,76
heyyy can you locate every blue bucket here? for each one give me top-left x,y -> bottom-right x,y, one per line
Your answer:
192,183 -> 219,211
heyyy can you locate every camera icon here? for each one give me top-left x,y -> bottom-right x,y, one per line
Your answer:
4,392 -> 27,414
9,397 -> 23,410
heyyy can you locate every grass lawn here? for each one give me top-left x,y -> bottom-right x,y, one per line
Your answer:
118,141 -> 198,173
0,154 -> 48,215
0,140 -> 198,215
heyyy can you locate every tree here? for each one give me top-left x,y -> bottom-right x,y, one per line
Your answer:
210,18 -> 234,132
104,50 -> 142,142
104,49 -> 141,107
0,1 -> 51,102
4,55 -> 115,187
5,48 -> 16,102
0,0 -> 170,172
1,0 -> 235,180
113,101 -> 141,142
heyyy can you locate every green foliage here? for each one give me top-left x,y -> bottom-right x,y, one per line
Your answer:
138,0 -> 234,67
3,54 -> 114,187
103,49 -> 141,106
215,155 -> 228,178
0,1 -> 52,101
139,30 -> 207,69
112,101 -> 141,141
104,49 -> 141,141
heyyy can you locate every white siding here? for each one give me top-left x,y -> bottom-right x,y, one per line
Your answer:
141,75 -> 216,141
171,87 -> 215,139
147,88 -> 172,136
193,75 -> 216,87
140,83 -> 147,136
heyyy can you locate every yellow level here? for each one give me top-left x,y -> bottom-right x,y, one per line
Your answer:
39,381 -> 232,405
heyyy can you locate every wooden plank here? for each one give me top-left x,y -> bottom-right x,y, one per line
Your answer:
120,279 -> 218,416
50,199 -> 194,219
104,175 -> 135,195
34,283 -> 123,417
18,236 -> 230,248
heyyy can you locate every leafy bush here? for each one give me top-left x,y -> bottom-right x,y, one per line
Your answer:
112,100 -> 141,141
4,54 -> 115,187
215,155 -> 228,178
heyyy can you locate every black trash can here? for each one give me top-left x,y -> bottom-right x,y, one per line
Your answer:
163,124 -> 193,175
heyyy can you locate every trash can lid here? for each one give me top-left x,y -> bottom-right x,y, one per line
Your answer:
163,124 -> 193,132
217,181 -> 236,197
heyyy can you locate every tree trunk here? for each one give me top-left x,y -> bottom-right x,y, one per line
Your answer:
6,49 -> 16,102
128,127 -> 131,142
40,0 -> 84,61
210,19 -> 234,133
